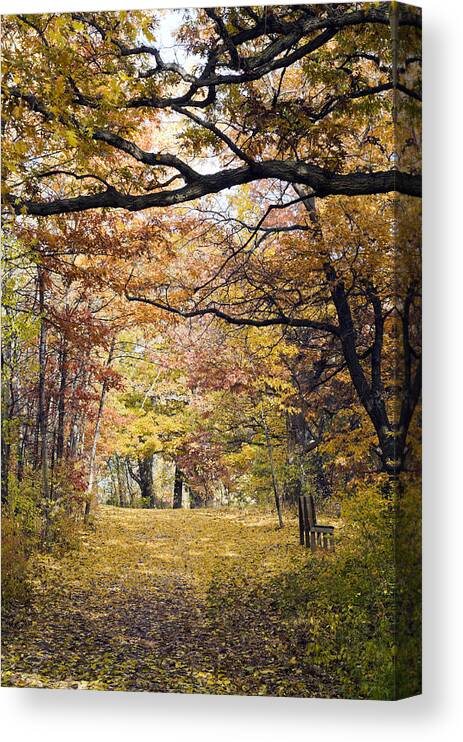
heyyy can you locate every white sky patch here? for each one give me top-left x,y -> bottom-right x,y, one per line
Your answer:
137,9 -> 223,177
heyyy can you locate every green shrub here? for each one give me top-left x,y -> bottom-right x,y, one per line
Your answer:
303,481 -> 421,699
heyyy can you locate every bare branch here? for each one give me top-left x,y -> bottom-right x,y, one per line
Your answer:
124,291 -> 340,335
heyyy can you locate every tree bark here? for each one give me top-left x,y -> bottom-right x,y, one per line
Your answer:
137,454 -> 156,508
85,336 -> 115,520
259,402 -> 284,528
124,457 -> 136,505
1,343 -> 11,506
14,164 -> 421,218
55,339 -> 68,461
173,465 -> 183,509
36,267 -> 51,540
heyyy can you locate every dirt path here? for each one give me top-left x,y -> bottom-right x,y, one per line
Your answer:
2,506 -> 337,697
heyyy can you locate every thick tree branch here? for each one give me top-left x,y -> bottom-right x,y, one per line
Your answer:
93,129 -> 201,182
9,162 -> 421,216
23,7 -> 421,113
8,88 -> 201,183
6,5 -> 421,220
113,7 -> 421,95
398,286 -> 421,440
366,284 -> 384,395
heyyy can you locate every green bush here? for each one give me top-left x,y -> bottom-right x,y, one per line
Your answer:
302,481 -> 421,699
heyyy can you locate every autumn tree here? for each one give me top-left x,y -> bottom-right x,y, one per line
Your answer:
2,4 -> 421,490
3,5 -> 420,215
0,211 -> 138,535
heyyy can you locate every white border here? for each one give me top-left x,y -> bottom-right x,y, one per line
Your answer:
1,1 -> 462,740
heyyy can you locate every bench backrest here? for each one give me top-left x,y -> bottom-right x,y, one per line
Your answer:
298,494 -> 334,552
300,494 -> 317,530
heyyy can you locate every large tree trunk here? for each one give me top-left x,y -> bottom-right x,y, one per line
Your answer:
127,455 -> 156,508
291,190 -> 420,487
173,465 -> 183,509
325,262 -> 420,481
137,455 -> 155,508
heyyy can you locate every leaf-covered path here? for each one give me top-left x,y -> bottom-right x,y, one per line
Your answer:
2,506 -> 338,697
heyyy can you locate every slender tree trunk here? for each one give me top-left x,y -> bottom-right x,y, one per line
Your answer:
107,458 -> 119,505
125,457 -> 136,505
17,421 -> 29,482
67,361 -> 85,459
284,412 -> 306,505
1,345 -> 11,505
115,455 -> 126,507
36,268 -> 51,540
85,336 -> 115,520
49,398 -> 57,500
260,403 -> 284,528
68,420 -> 79,459
56,339 -> 68,461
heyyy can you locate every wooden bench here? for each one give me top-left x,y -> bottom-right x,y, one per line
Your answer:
298,495 -> 335,552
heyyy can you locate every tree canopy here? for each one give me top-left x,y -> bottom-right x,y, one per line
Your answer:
3,3 -> 421,216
